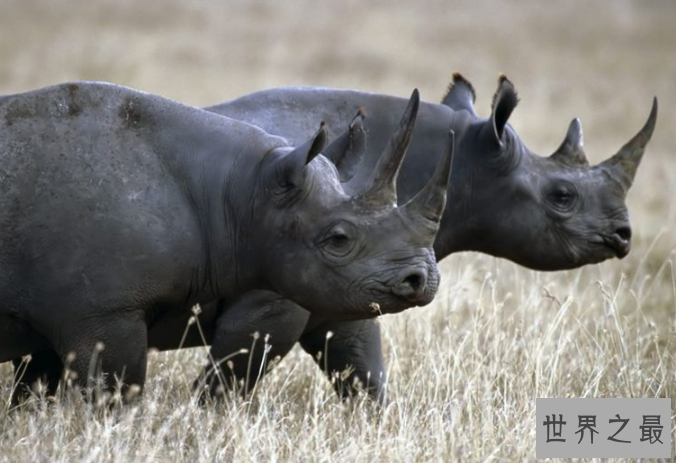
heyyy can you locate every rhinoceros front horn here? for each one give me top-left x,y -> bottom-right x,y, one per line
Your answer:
550,118 -> 589,166
352,88 -> 420,207
401,130 -> 454,225
600,97 -> 658,190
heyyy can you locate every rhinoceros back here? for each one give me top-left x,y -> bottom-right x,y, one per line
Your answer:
0,82 -> 279,323
207,86 -> 456,204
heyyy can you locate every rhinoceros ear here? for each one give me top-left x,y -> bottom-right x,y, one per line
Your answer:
279,123 -> 328,187
322,110 -> 367,182
441,73 -> 477,115
489,74 -> 519,143
550,118 -> 589,166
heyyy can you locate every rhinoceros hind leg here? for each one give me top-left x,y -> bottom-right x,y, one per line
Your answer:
299,318 -> 387,405
11,349 -> 63,406
52,312 -> 148,403
194,292 -> 309,401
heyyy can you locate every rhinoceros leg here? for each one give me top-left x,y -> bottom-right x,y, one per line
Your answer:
299,318 -> 387,404
194,291 -> 310,401
50,311 -> 148,401
11,349 -> 63,406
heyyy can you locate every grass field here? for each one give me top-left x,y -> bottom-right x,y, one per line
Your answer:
0,0 -> 675,461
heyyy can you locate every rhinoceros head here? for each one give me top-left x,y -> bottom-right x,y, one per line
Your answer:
442,74 -> 657,270
254,90 -> 453,318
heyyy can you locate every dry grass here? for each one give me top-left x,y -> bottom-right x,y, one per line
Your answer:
1,0 -> 675,461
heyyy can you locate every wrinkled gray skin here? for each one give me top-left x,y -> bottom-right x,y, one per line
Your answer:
14,76 -> 657,404
2,83 -> 453,404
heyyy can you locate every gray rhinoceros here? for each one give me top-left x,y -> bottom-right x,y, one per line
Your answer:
11,75 -> 657,403
1,83 -> 454,403
178,75 -> 655,401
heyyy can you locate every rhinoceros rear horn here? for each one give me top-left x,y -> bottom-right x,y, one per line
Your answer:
322,110 -> 366,182
441,73 -> 477,115
402,130 -> 455,225
354,89 -> 419,207
279,123 -> 328,187
489,74 -> 519,143
550,118 -> 589,166
600,97 -> 658,189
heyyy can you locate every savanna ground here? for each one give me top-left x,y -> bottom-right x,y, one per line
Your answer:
0,0 -> 675,461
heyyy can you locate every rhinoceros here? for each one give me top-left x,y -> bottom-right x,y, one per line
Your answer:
126,75 -> 652,402
1,83 -> 455,404
179,75 -> 656,401
11,76 -> 657,403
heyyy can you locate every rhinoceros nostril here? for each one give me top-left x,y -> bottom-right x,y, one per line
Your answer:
604,225 -> 632,259
392,269 -> 428,301
615,226 -> 632,243
403,273 -> 424,292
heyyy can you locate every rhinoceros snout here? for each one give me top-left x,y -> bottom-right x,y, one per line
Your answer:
391,267 -> 431,304
604,224 -> 632,258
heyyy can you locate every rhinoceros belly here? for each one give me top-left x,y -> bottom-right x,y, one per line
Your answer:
0,315 -> 50,363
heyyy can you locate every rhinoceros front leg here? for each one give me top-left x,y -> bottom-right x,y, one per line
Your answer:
194,291 -> 310,401
299,318 -> 387,404
49,310 -> 148,402
11,349 -> 63,406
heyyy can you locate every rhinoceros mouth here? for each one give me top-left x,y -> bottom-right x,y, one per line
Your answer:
602,234 -> 631,258
351,266 -> 439,315
588,234 -> 630,260
359,289 -> 428,316
385,278 -> 439,309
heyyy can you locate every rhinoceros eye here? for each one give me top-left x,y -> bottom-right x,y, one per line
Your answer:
546,182 -> 578,212
329,232 -> 349,246
320,222 -> 357,259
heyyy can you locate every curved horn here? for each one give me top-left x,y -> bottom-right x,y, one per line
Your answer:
276,123 -> 328,187
401,130 -> 455,225
322,110 -> 366,182
600,97 -> 658,189
441,72 -> 477,115
551,118 -> 589,166
354,89 -> 420,206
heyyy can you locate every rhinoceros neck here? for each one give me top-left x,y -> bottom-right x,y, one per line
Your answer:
385,107 -> 479,262
140,97 -> 283,301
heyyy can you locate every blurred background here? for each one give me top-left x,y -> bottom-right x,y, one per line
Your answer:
1,1 -> 674,190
